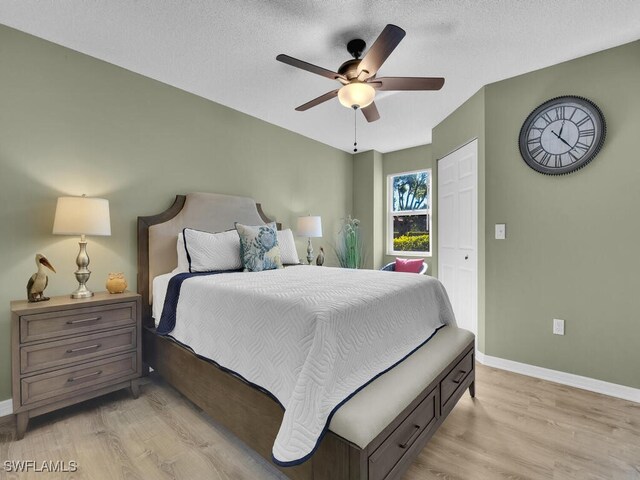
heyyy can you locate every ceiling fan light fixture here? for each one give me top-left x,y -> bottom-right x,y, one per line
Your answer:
338,82 -> 375,109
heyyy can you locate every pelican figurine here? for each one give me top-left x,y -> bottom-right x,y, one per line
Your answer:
27,254 -> 56,303
316,247 -> 325,266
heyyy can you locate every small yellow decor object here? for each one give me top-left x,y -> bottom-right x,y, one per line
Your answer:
106,272 -> 128,294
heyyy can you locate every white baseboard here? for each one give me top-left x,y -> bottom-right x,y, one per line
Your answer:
0,398 -> 12,417
476,351 -> 640,404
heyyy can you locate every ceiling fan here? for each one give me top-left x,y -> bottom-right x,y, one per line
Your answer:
276,24 -> 444,123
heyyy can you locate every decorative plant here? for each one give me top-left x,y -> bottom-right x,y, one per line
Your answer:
334,216 -> 365,269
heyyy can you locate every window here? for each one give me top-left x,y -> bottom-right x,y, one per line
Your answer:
387,169 -> 431,256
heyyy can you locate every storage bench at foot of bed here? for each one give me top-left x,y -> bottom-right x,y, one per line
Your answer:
361,344 -> 474,480
144,326 -> 475,480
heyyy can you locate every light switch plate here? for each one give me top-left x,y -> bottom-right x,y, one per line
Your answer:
553,318 -> 565,335
495,224 -> 506,240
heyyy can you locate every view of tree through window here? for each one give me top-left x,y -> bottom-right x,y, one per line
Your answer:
388,170 -> 431,254
392,172 -> 428,211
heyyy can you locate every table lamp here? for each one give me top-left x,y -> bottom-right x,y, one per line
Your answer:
296,215 -> 322,265
53,195 -> 111,298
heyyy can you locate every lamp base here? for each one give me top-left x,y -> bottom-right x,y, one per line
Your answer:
71,237 -> 94,299
71,284 -> 94,299
306,238 -> 314,265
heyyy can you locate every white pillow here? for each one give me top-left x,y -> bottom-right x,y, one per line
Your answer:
183,228 -> 242,272
277,229 -> 300,265
173,232 -> 189,273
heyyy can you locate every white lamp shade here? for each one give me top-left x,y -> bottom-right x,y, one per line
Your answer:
296,216 -> 322,238
338,83 -> 375,109
53,196 -> 111,236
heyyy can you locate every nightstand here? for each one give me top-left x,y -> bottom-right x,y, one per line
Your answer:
10,291 -> 142,439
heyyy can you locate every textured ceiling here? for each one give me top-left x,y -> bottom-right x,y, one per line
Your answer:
1,1 -> 639,153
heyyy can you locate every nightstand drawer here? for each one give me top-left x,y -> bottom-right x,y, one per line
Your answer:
21,352 -> 137,406
20,302 -> 137,343
20,327 -> 136,374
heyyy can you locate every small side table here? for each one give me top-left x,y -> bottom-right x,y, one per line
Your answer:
10,291 -> 142,439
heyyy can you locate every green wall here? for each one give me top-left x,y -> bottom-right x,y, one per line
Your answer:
353,150 -> 383,269
434,40 -> 640,388
381,144 -> 435,272
0,25 -> 353,401
483,40 -> 640,388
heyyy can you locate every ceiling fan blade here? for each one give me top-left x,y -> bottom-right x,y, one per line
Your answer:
374,76 -> 445,91
295,89 -> 340,111
361,102 -> 380,122
277,54 -> 346,82
358,24 -> 406,79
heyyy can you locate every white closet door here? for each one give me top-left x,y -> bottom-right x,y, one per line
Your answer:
438,140 -> 478,335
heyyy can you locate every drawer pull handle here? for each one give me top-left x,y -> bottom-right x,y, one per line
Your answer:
452,370 -> 467,384
66,344 -> 101,354
399,424 -> 421,449
66,316 -> 102,325
67,370 -> 102,382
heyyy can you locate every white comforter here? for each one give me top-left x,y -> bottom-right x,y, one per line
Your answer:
157,266 -> 456,465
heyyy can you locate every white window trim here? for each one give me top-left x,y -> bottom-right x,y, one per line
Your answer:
386,168 -> 432,257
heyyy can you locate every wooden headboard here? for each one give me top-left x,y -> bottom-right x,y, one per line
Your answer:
137,192 -> 279,325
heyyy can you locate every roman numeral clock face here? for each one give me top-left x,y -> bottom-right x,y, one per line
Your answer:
518,96 -> 606,175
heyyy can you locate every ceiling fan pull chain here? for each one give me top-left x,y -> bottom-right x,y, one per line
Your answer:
353,106 -> 358,153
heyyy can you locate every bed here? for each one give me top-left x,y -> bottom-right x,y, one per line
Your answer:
138,192 -> 475,480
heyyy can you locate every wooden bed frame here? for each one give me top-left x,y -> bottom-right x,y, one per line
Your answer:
138,193 -> 475,480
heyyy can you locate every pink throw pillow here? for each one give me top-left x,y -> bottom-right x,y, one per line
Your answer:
395,258 -> 424,273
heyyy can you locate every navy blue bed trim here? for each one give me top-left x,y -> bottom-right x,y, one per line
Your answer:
156,270 -> 240,335
182,228 -> 192,273
272,323 -> 446,467
156,270 -> 446,467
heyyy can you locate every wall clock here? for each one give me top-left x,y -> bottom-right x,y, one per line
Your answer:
518,96 -> 606,175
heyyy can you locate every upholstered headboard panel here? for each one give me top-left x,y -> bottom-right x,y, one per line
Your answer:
137,192 -> 277,324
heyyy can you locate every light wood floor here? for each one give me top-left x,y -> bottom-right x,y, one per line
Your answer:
1,364 -> 639,480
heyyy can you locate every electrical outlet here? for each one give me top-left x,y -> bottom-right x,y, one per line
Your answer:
553,318 -> 565,335
495,224 -> 506,240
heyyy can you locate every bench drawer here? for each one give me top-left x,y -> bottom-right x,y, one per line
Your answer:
21,352 -> 137,406
20,302 -> 137,343
368,388 -> 439,480
20,327 -> 136,374
441,349 -> 473,410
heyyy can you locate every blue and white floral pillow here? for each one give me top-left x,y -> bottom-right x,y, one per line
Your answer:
235,222 -> 283,272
